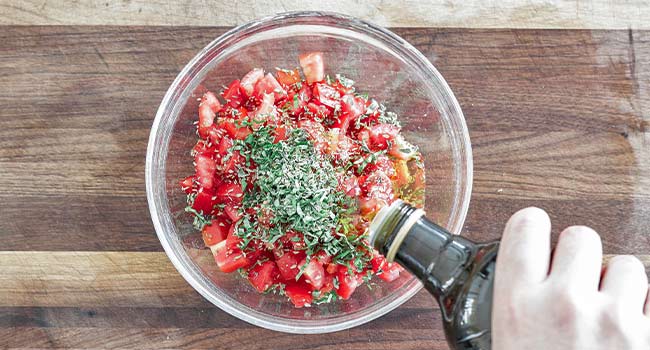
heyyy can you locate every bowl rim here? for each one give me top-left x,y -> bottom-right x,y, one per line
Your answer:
146,10 -> 473,334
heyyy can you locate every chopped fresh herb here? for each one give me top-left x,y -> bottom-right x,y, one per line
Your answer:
335,74 -> 355,88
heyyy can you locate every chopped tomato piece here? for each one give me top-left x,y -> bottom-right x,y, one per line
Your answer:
320,274 -> 335,294
339,175 -> 360,197
273,126 -> 288,143
313,83 -> 340,108
223,204 -> 242,222
314,250 -> 332,265
341,94 -> 365,119
299,52 -> 324,84
301,258 -> 325,289
192,140 -> 215,156
276,251 -> 301,280
283,231 -> 306,250
202,218 -> 230,246
285,280 -> 313,308
336,265 -> 359,300
252,93 -> 277,124
201,91 -> 222,113
254,73 -> 286,100
221,150 -> 244,178
198,102 -> 216,138
215,135 -> 233,161
180,175 -> 195,194
368,124 -> 400,151
215,247 -> 251,273
192,190 -> 215,214
194,153 -> 216,190
240,68 -> 264,97
371,255 -> 402,282
222,80 -> 246,107
248,261 -> 280,292
388,135 -> 417,160
276,68 -> 301,86
215,182 -> 244,204
207,125 -> 225,146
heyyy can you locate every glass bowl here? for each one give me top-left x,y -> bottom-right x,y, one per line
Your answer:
145,11 -> 472,333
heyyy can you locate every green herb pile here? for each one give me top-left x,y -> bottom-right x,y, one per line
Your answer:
229,126 -> 372,270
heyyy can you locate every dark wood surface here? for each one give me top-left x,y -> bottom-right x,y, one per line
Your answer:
0,27 -> 649,349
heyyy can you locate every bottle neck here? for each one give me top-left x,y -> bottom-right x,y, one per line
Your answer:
370,200 -> 477,297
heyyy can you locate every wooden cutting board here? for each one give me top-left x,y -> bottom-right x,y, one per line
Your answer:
0,25 -> 649,349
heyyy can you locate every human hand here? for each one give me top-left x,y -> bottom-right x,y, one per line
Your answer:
493,207 -> 650,349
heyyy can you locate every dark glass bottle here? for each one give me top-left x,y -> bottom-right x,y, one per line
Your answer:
370,200 -> 499,350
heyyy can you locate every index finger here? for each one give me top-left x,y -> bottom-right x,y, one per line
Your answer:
495,207 -> 552,288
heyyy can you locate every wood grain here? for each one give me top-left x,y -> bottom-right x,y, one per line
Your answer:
1,252 -> 648,308
1,26 -> 649,349
1,27 -> 648,252
2,1 -> 650,29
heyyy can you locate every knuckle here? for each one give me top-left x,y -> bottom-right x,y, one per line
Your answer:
549,289 -> 584,327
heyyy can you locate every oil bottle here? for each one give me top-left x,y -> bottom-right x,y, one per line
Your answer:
370,200 -> 499,350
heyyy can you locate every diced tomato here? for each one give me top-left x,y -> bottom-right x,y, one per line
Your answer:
368,124 -> 400,151
254,73 -> 286,100
192,140 -> 216,156
198,102 -> 216,138
235,126 -> 252,140
194,153 -> 216,190
332,80 -> 355,96
252,93 -> 277,124
301,258 -> 325,289
222,80 -> 246,107
180,175 -> 195,194
339,175 -> 360,197
284,231 -> 306,250
207,125 -> 225,146
215,182 -> 244,204
276,251 -> 301,280
221,150 -> 244,178
225,224 -> 241,249
380,262 -> 402,282
320,274 -> 335,293
326,263 -> 338,275
359,170 -> 393,200
276,68 -> 301,86
336,265 -> 359,300
273,126 -> 288,143
305,102 -> 330,120
341,94 -> 365,119
297,120 -> 328,153
192,189 -> 215,214
202,218 -> 230,246
285,280 -> 313,308
362,154 -> 395,177
248,261 -> 280,292
215,247 -> 251,273
224,204 -> 242,222
388,135 -> 417,160
201,91 -> 222,113
313,83 -> 340,108
285,84 -> 311,117
314,250 -> 332,265
216,135 -> 233,161
299,52 -> 324,84
240,68 -> 264,97
330,95 -> 365,134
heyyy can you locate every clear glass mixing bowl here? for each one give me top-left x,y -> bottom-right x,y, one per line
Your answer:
145,11 -> 472,333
